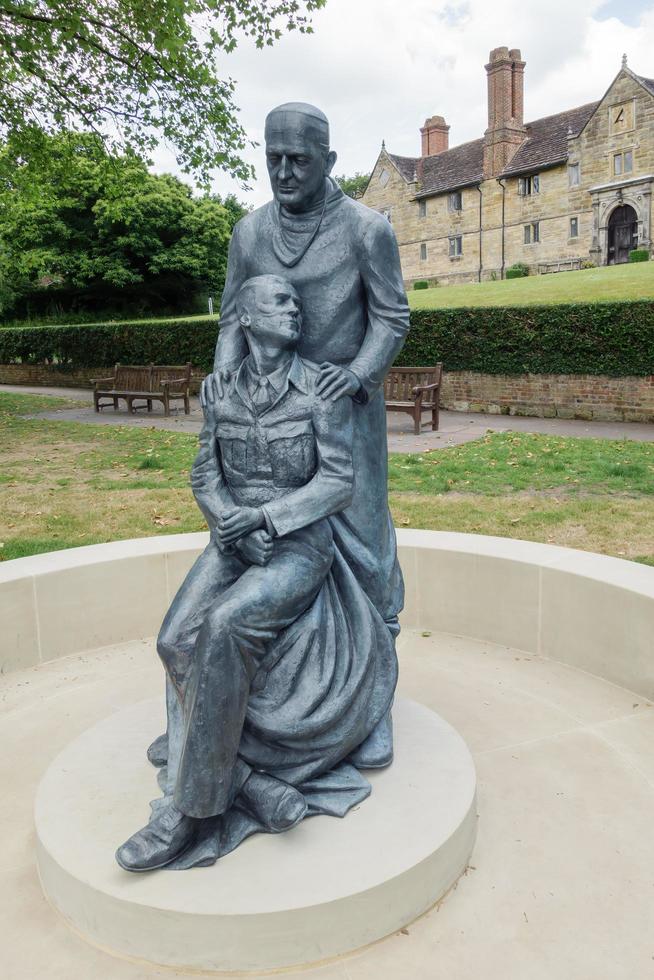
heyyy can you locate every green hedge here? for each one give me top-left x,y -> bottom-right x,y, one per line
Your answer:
0,317 -> 218,373
1,302 -> 653,377
413,280 -> 429,290
397,301 -> 654,376
629,249 -> 649,263
505,262 -> 529,279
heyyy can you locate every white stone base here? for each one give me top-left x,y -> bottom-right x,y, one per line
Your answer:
35,697 -> 477,973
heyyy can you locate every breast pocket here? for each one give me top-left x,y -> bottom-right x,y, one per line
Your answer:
266,418 -> 316,486
216,422 -> 250,481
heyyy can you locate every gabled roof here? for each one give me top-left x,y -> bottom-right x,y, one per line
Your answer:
382,100 -> 600,196
382,64 -> 654,197
385,153 -> 419,182
499,102 -> 599,177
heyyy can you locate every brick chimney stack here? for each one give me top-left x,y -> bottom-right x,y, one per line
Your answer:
483,46 -> 527,176
420,115 -> 450,157
510,49 -> 525,126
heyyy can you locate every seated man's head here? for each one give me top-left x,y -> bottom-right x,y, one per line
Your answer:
264,102 -> 337,213
236,275 -> 302,353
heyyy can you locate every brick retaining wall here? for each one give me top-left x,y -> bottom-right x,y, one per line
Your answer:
441,372 -> 654,422
1,362 -> 653,422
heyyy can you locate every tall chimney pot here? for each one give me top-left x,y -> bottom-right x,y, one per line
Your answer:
420,115 -> 450,157
483,45 -> 527,176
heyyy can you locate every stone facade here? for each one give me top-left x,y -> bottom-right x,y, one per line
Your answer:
362,49 -> 654,287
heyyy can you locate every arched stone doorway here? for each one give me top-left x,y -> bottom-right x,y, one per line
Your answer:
607,204 -> 638,264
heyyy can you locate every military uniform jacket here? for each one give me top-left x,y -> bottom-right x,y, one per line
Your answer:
192,354 -> 354,539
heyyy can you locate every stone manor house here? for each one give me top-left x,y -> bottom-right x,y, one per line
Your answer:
362,47 -> 654,287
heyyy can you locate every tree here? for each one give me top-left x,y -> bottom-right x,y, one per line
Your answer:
0,1 -> 325,185
336,172 -> 370,200
0,131 -> 245,318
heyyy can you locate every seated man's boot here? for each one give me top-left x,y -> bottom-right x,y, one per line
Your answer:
116,801 -> 196,872
240,771 -> 307,832
347,710 -> 394,769
146,731 -> 169,768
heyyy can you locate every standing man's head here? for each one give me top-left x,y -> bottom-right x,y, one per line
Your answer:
236,275 -> 302,352
264,103 -> 337,213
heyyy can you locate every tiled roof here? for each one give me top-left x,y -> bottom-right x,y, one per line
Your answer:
500,102 -> 599,177
635,73 -> 654,97
384,100 -> 601,196
386,153 -> 419,182
388,138 -> 485,198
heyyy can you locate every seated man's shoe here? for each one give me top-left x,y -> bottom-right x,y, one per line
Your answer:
146,731 -> 169,768
116,801 -> 196,872
240,771 -> 307,832
347,710 -> 394,769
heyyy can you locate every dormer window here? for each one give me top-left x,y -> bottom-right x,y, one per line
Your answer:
379,168 -> 390,187
518,174 -> 540,196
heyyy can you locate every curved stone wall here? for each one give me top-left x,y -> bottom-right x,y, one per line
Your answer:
2,530 -> 652,698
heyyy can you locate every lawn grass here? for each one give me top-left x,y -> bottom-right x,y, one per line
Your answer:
4,261 -> 652,334
388,432 -> 654,495
1,392 -> 652,565
0,391 -> 87,415
408,259 -> 654,309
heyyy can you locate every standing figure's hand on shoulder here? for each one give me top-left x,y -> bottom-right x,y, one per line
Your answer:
200,369 -> 231,412
316,363 -> 361,401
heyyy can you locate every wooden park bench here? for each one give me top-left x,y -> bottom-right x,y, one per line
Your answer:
91,363 -> 192,417
384,364 -> 443,434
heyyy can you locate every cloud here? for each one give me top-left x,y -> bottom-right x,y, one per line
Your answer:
151,0 -> 654,206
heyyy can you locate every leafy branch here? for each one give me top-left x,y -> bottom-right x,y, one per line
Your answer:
0,1 -> 326,184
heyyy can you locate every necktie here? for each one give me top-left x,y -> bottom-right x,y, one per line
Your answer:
252,376 -> 273,414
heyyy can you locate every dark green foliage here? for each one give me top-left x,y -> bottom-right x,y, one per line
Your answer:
413,281 -> 429,290
0,318 -> 218,373
0,132 -> 245,320
397,301 -> 654,376
3,300 -> 654,378
335,173 -> 370,200
506,263 -> 530,279
629,249 -> 649,263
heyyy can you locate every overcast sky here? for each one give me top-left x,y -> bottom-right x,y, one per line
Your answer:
153,0 -> 654,207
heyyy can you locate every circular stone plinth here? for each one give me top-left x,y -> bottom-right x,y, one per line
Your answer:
35,697 -> 477,973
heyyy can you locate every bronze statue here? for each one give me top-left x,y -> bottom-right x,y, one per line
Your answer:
116,104 -> 409,872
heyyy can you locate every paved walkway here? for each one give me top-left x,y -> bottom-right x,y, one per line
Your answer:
3,383 -> 653,450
